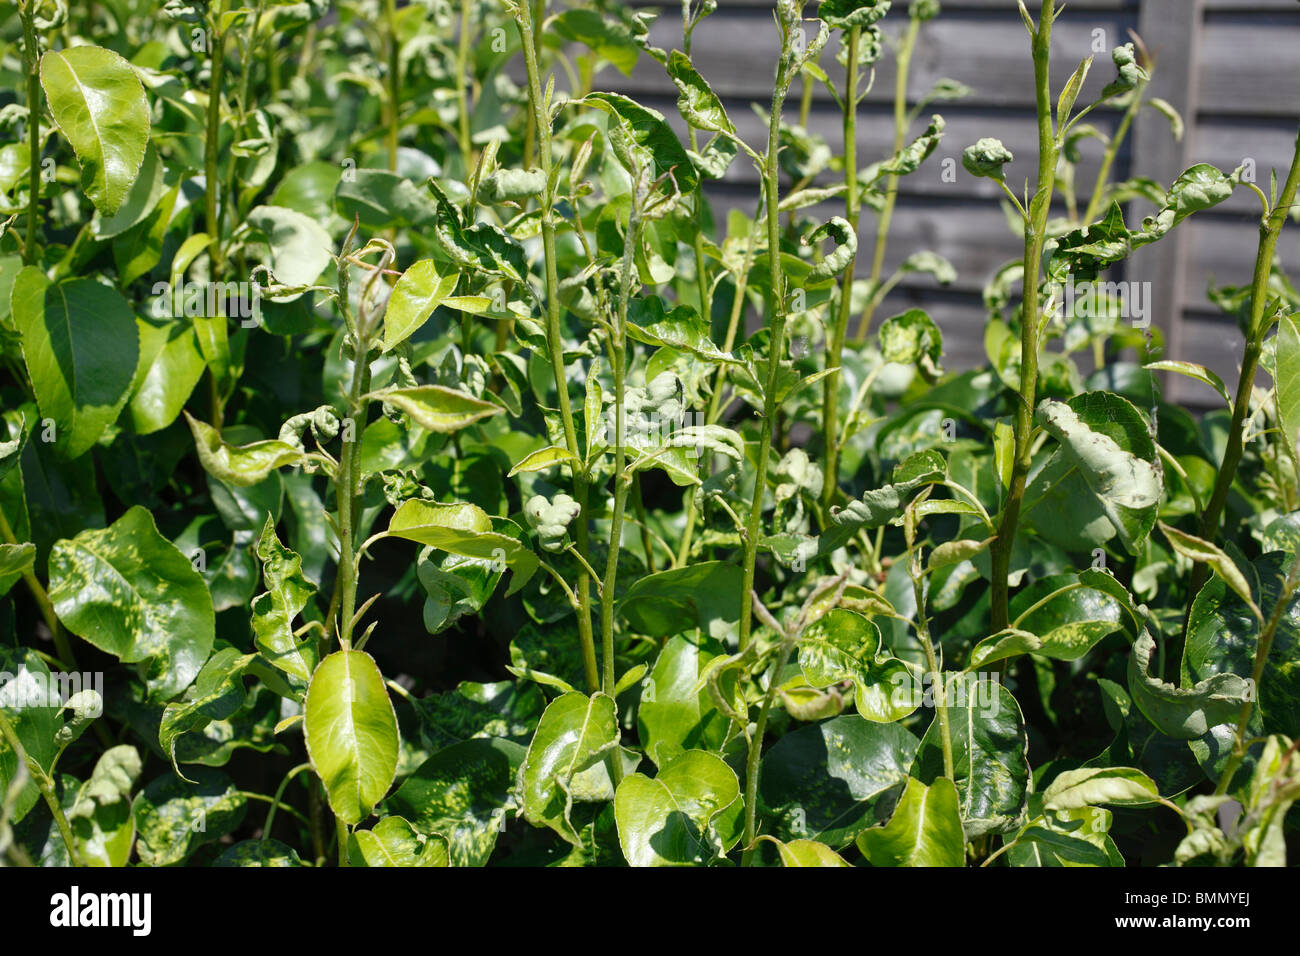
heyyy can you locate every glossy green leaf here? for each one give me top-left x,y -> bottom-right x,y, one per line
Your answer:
619,561 -> 743,641
49,505 -> 214,700
303,650 -> 399,826
856,777 -> 965,867
348,816 -> 449,867
614,749 -> 743,866
520,691 -> 618,845
158,645 -> 256,779
768,837 -> 851,867
797,608 -> 920,722
387,499 -> 538,596
132,768 -> 247,866
1129,629 -> 1252,739
1275,314 -> 1300,468
1042,767 -> 1159,810
914,673 -> 1029,838
382,259 -> 459,350
638,634 -> 733,767
760,716 -> 919,847
40,45 -> 150,215
387,737 -> 525,867
11,268 -> 139,459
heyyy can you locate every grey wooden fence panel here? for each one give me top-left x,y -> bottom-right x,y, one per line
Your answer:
601,0 -> 1299,408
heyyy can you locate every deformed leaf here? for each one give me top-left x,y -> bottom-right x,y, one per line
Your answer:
614,749 -> 743,866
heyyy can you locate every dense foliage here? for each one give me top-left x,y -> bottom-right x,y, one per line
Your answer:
1,0 -> 1298,869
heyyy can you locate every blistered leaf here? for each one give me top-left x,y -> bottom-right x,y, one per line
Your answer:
348,816 -> 449,867
1128,630 -> 1252,739
387,738 -> 524,867
962,138 -> 1013,180
371,385 -> 504,433
798,609 -> 919,722
49,506 -> 214,700
186,413 -> 303,487
159,646 -> 256,780
250,516 -> 318,683
387,499 -> 538,596
1042,767 -> 1159,810
1032,393 -> 1162,552
804,216 -> 858,281
132,768 -> 247,866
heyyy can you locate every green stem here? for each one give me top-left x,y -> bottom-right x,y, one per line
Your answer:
1214,561 -> 1300,795
822,26 -> 861,513
264,761 -> 311,837
384,0 -> 400,169
854,13 -> 919,344
739,631 -> 795,867
738,75 -> 794,656
676,216 -> 757,566
989,3 -> 1058,633
516,0 -> 599,694
20,4 -> 41,267
1194,125 -> 1300,560
336,817 -> 350,866
205,4 -> 227,276
455,0 -> 474,161
913,571 -> 955,781
0,706 -> 81,866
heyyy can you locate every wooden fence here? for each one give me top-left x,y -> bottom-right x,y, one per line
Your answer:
605,0 -> 1300,406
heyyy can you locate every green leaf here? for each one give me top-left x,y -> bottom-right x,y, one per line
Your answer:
818,0 -> 891,30
1029,392 -> 1162,553
914,673 -> 1029,837
245,205 -> 333,289
214,839 -> 306,867
11,268 -> 139,459
666,50 -> 734,135
581,92 -> 698,196
767,837 -> 851,867
626,297 -> 738,365
67,745 -> 141,867
382,259 -> 459,350
303,650 -> 399,826
508,445 -> 578,478
552,9 -> 641,76
0,542 -> 35,578
387,499 -> 538,597
1275,314 -> 1300,468
334,169 -> 438,230
804,216 -> 858,281
1144,360 -> 1231,407
131,768 -> 247,866
348,816 -> 449,867
1042,767 -> 1159,810
0,647 -> 61,824
1128,629 -> 1252,739
1159,522 -> 1260,621
760,716 -> 919,847
40,45 -> 150,215
129,316 -> 206,435
797,608 -> 920,722
387,737 -> 525,867
638,634 -> 733,767
369,385 -> 504,433
418,548 -> 503,636
158,645 -> 256,780
856,777 -> 965,867
619,561 -> 743,641
49,505 -> 214,700
1185,552 -> 1300,740
878,308 -> 943,380
614,749 -> 743,866
186,412 -> 303,488
520,691 -> 619,846
250,516 -> 318,684
828,449 -> 946,533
